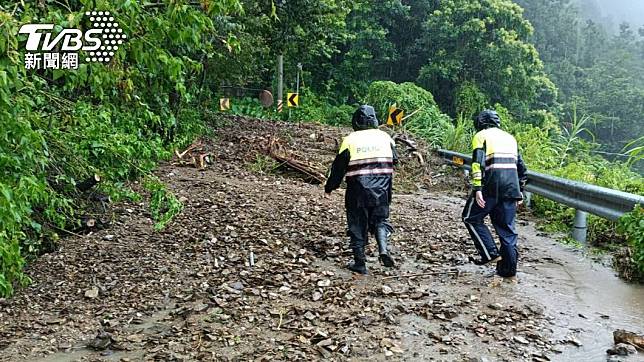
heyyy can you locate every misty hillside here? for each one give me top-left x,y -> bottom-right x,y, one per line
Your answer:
577,0 -> 644,30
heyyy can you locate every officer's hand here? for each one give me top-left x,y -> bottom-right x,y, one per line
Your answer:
475,191 -> 486,208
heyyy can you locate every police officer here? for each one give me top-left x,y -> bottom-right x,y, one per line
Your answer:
325,105 -> 398,274
462,110 -> 528,281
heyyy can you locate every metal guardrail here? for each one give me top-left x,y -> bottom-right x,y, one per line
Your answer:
437,149 -> 644,242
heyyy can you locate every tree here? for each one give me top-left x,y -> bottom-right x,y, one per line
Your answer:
414,0 -> 557,117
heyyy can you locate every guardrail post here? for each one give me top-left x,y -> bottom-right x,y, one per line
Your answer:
572,209 -> 588,244
523,191 -> 532,208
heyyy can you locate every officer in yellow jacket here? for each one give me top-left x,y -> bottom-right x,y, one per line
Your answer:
325,105 -> 398,274
462,110 -> 528,280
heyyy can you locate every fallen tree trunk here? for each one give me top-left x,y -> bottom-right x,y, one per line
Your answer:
269,152 -> 326,184
614,329 -> 644,350
265,136 -> 326,184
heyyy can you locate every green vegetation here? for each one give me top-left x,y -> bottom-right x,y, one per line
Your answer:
144,178 -> 183,231
618,206 -> 644,277
0,0 -> 242,296
365,81 -> 453,147
1,0 -> 643,294
247,154 -> 279,174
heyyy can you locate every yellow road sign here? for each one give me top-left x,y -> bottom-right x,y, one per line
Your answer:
287,92 -> 299,107
219,98 -> 230,111
387,105 -> 404,126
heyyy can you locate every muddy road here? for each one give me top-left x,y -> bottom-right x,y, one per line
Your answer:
1,117 -> 643,361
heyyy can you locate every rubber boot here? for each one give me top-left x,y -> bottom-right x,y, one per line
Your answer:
348,247 -> 368,274
376,226 -> 395,267
469,255 -> 501,266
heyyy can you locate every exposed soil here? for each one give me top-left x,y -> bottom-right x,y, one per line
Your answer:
1,116 -> 643,361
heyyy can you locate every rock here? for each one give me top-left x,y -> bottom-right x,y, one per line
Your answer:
606,343 -> 637,356
550,346 -> 564,354
192,302 -> 208,312
380,338 -> 395,348
103,234 -> 114,241
613,329 -> 644,350
317,279 -> 331,287
606,357 -> 623,362
316,346 -> 332,358
468,357 -> 490,362
84,286 -> 99,299
317,338 -> 333,348
381,285 -> 393,295
126,334 -> 145,343
488,303 -> 504,310
230,281 -> 244,290
513,336 -> 530,345
565,338 -> 583,347
87,331 -> 112,350
531,353 -> 550,362
312,291 -> 322,301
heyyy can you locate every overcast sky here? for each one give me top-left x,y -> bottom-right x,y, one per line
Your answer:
580,0 -> 644,30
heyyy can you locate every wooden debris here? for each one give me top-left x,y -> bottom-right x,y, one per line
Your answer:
411,151 -> 425,165
266,137 -> 326,184
393,134 -> 418,151
174,139 -> 212,170
399,107 -> 423,123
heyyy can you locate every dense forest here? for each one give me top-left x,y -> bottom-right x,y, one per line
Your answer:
1,0 -> 643,296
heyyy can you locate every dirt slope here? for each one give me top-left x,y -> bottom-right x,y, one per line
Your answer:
1,116 -> 642,361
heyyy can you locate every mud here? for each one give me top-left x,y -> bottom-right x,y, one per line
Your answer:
0,116 -> 642,361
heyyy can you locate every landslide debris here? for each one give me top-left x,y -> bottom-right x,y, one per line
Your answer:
1,116 -> 560,361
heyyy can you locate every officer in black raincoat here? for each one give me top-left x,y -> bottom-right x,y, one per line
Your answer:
325,105 -> 398,274
462,110 -> 528,280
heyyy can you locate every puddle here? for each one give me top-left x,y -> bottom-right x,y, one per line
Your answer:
519,225 -> 644,361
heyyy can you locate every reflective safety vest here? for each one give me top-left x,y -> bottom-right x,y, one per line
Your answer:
471,127 -> 527,200
339,129 -> 395,178
325,129 -> 398,207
